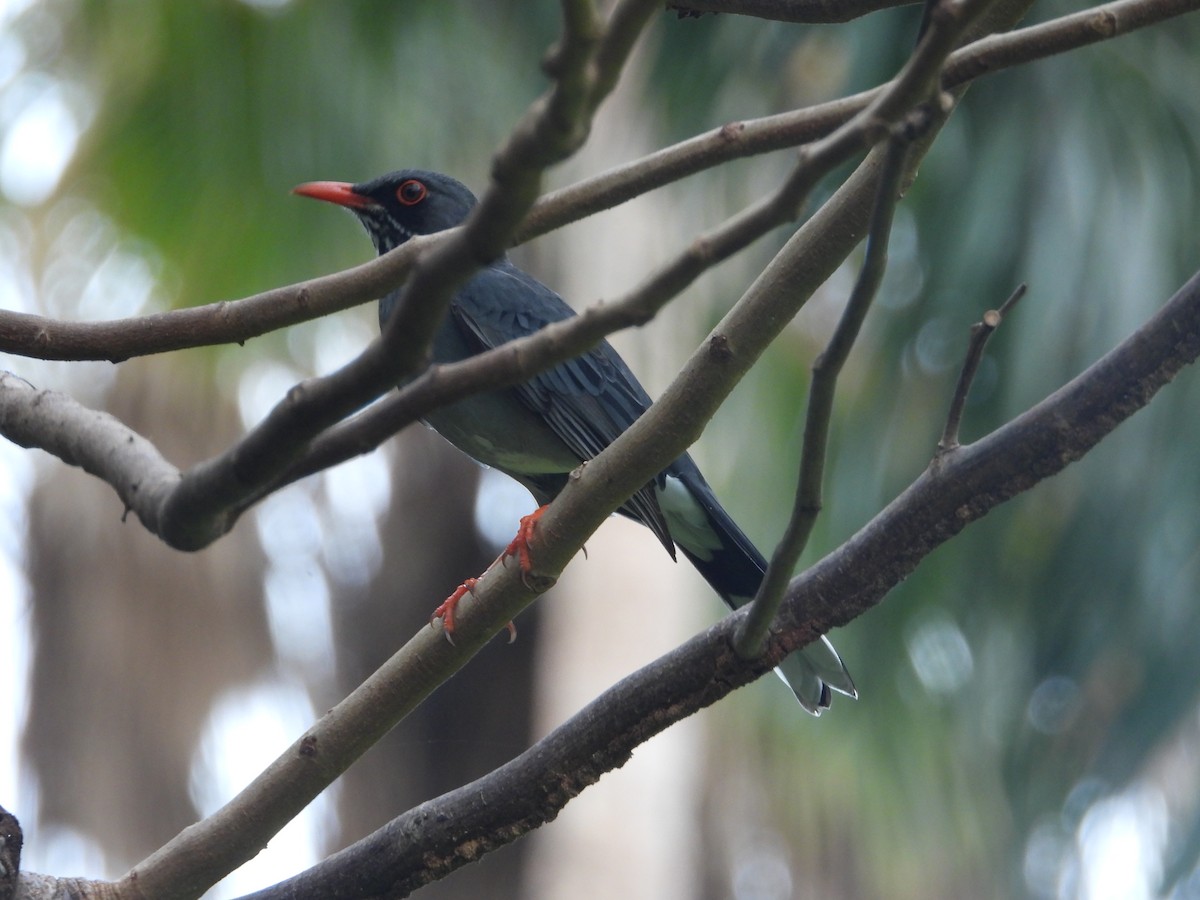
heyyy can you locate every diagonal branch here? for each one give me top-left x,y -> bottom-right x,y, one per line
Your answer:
233,267 -> 1200,900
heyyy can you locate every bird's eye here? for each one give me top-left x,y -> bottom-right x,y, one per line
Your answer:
396,179 -> 427,206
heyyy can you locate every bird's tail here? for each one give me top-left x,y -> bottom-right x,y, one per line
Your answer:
654,462 -> 857,715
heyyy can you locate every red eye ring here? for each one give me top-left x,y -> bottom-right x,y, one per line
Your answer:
397,179 -> 427,206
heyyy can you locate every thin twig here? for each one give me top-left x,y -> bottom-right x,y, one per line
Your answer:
734,128 -> 915,659
938,283 -> 1027,452
521,0 -> 1200,242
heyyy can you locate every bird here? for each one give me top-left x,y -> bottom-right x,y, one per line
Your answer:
293,169 -> 857,714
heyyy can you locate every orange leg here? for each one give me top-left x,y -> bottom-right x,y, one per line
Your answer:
431,577 -> 477,642
431,506 -> 547,643
430,578 -> 519,644
501,505 -> 548,578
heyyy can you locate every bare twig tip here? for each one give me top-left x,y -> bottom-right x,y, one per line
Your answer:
999,282 -> 1028,317
938,284 -> 1027,451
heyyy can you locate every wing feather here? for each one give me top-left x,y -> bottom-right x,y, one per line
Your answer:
452,264 -> 674,553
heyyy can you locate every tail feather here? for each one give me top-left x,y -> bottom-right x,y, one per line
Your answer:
655,461 -> 857,715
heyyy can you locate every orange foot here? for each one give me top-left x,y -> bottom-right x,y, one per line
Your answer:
502,505 -> 548,581
430,577 -> 518,645
431,577 -> 477,643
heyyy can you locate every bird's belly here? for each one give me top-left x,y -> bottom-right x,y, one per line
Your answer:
423,391 -> 580,476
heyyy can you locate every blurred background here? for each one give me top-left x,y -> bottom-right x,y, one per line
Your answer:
2,1 -> 1200,898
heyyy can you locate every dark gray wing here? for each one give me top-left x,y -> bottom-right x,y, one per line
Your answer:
451,262 -> 675,554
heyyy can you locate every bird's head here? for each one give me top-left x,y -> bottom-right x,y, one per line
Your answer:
292,169 -> 477,255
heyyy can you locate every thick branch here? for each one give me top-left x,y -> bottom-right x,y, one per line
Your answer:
235,269 -> 1200,899
0,373 -> 181,518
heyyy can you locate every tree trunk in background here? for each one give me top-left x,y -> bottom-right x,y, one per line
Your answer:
22,356 -> 272,871
329,426 -> 539,900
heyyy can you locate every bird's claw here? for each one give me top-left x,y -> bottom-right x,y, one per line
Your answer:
432,506 -> 546,644
431,577 -> 478,644
501,506 -> 547,587
430,577 -> 518,645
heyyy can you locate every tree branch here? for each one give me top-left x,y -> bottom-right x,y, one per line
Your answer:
0,0 -> 1189,369
0,0 -> 971,548
3,9 -> 977,899
0,372 -> 182,520
521,0 -> 1200,241
0,238 -> 426,363
131,0 -> 660,557
735,128 -> 913,659
109,5 -> 663,898
233,268 -> 1200,900
938,283 -> 1026,451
